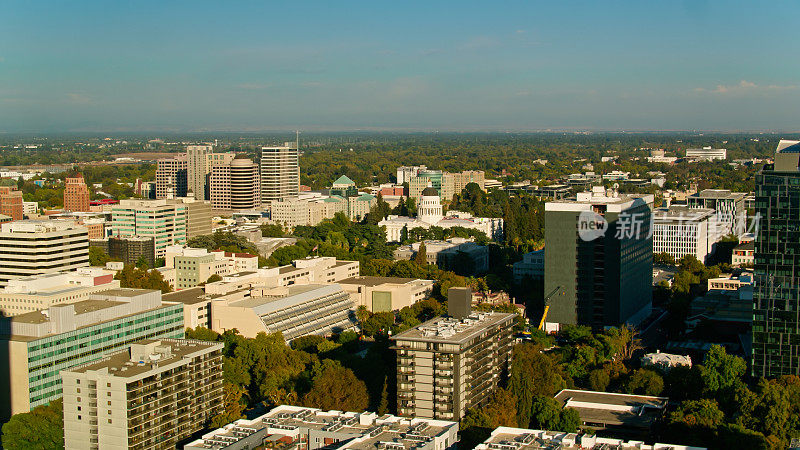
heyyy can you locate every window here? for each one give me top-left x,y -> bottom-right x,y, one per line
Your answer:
108,419 -> 112,424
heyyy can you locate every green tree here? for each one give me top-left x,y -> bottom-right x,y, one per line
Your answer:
509,343 -> 567,427
588,368 -> 611,392
207,274 -> 223,284
669,399 -> 725,428
700,345 -> 746,396
626,369 -> 664,396
1,398 -> 64,450
302,362 -> 369,412
414,242 -> 428,265
88,246 -> 111,266
653,252 -> 676,265
377,376 -> 389,415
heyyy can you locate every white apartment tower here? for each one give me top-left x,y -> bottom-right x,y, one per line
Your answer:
186,144 -> 213,200
61,339 -> 224,450
0,221 -> 89,287
261,142 -> 299,203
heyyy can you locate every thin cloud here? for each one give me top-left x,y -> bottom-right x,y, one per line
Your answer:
459,36 -> 500,51
65,93 -> 91,104
694,80 -> 797,95
235,83 -> 272,90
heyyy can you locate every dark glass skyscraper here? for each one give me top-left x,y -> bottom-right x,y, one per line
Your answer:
544,187 -> 653,332
753,139 -> 800,377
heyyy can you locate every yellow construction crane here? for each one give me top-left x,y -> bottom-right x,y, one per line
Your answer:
538,285 -> 564,331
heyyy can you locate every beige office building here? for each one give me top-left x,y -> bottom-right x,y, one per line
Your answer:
392,289 -> 515,420
339,276 -> 434,312
0,220 -> 89,288
61,338 -> 223,450
0,268 -> 119,316
210,157 -> 261,210
261,143 -> 299,202
211,284 -> 356,341
166,198 -> 213,239
155,155 -> 187,199
186,144 -> 213,200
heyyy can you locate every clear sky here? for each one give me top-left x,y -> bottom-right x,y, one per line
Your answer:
1,1 -> 798,132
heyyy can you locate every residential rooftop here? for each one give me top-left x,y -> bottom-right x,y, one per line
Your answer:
392,311 -> 516,345
64,338 -> 222,379
185,405 -> 457,450
475,426 -> 705,450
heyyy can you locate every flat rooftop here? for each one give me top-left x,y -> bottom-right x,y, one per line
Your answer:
339,276 -> 424,287
691,189 -> 746,200
392,311 -> 516,345
653,206 -> 715,221
476,427 -> 704,450
230,284 -> 331,309
65,339 -> 221,379
553,389 -> 667,429
97,288 -> 159,298
186,405 -> 456,450
11,299 -> 126,324
162,287 -> 208,305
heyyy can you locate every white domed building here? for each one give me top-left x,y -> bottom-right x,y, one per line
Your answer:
379,186 -> 504,242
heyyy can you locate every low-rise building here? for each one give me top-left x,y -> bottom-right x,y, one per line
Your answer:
685,146 -> 727,161
164,246 -> 258,290
0,289 -> 184,418
62,339 -> 224,450
211,284 -> 357,341
707,272 -> 753,291
394,238 -> 489,275
392,288 -> 515,420
553,389 -> 668,438
474,427 -> 705,450
185,405 -> 459,450
0,268 -> 119,316
641,351 -> 692,371
732,242 -> 754,267
338,276 -> 434,312
513,249 -> 544,283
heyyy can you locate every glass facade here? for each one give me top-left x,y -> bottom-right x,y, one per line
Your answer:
752,165 -> 800,377
26,304 -> 184,409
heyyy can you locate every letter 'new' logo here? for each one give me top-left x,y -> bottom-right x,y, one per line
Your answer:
578,210 -> 608,241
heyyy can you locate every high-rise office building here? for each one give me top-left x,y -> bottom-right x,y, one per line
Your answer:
155,155 -> 188,199
186,144 -> 213,200
64,174 -> 91,212
210,157 -> 261,210
111,199 -> 187,258
0,289 -> 184,418
392,288 -> 515,420
0,220 -> 89,288
166,197 -> 212,238
261,142 -> 299,202
61,338 -> 223,450
544,187 -> 653,331
0,186 -> 23,221
753,140 -> 800,377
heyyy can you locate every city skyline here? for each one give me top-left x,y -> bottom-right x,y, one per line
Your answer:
2,1 -> 799,132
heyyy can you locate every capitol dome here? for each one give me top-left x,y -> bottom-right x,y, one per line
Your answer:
418,187 -> 443,225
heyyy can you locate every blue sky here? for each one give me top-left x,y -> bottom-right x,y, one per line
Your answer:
1,1 -> 798,132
